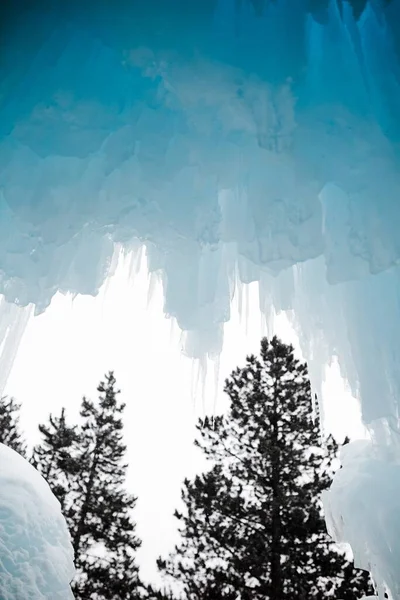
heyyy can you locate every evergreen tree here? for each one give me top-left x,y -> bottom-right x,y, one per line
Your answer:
158,337 -> 374,600
34,373 -> 144,599
31,407 -> 80,511
0,395 -> 26,456
68,372 -> 142,599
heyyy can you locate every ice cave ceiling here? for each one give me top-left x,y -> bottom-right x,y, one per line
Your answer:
0,0 -> 400,427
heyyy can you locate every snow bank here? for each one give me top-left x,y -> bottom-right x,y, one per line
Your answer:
324,431 -> 400,599
0,443 -> 75,599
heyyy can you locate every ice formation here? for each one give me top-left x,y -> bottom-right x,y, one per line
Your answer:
324,438 -> 400,599
1,0 -> 400,596
0,443 -> 75,599
0,0 -> 399,413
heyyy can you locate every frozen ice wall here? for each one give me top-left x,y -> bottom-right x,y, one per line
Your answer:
324,437 -> 400,599
0,443 -> 75,599
1,0 -> 400,595
1,0 -> 399,412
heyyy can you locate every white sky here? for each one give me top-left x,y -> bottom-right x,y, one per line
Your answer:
4,251 -> 366,585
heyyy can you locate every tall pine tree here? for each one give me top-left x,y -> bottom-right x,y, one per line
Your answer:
69,372 -> 142,599
158,337 -> 373,600
0,395 -> 26,456
34,373 -> 144,599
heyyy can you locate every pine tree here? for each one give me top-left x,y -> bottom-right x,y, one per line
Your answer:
0,395 -> 26,456
158,337 -> 374,600
33,373 -> 144,599
31,407 -> 80,511
67,372 -> 143,600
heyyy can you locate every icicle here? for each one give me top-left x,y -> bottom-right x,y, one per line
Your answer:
0,299 -> 32,396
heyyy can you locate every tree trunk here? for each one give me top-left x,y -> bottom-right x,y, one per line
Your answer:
270,379 -> 283,600
72,444 -> 99,559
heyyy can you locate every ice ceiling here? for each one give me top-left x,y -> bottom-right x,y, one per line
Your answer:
1,0 -> 400,594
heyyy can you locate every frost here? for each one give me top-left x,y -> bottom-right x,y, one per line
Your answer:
0,443 -> 75,599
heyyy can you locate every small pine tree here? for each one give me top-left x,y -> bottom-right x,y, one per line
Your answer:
31,407 -> 80,511
158,337 -> 374,600
67,372 -> 143,600
0,396 -> 26,456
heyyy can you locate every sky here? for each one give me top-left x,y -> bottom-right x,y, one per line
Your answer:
4,250 -> 366,586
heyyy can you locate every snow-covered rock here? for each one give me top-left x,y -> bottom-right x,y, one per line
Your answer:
0,443 -> 75,599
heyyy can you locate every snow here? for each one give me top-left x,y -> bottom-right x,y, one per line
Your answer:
324,434 -> 400,599
0,443 -> 75,599
1,0 -> 400,596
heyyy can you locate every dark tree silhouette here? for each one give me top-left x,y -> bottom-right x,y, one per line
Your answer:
0,395 -> 26,456
158,337 -> 374,600
32,407 -> 80,511
34,373 -> 144,599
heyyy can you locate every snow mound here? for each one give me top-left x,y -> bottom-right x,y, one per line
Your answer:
0,443 -> 75,599
323,433 -> 400,599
